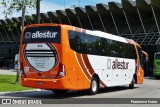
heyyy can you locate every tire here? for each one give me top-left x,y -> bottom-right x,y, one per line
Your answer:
52,90 -> 68,94
129,77 -> 135,89
89,77 -> 99,95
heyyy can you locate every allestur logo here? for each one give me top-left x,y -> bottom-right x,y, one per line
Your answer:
25,31 -> 58,39
107,59 -> 111,69
25,32 -> 31,39
112,59 -> 129,70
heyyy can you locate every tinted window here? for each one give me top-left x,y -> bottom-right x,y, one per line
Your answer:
68,30 -> 136,59
23,26 -> 60,44
68,31 -> 100,54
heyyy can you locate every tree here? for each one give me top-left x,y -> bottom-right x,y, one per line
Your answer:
1,0 -> 36,84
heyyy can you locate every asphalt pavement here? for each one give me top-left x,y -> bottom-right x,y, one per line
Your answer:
0,69 -> 160,106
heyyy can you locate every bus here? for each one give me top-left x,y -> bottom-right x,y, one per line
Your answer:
153,52 -> 160,79
20,24 -> 147,95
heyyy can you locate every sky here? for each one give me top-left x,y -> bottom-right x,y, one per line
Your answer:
0,0 -> 130,19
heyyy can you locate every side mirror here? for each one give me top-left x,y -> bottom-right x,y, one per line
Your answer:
142,51 -> 149,62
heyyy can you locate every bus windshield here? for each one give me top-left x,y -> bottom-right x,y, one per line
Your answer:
22,26 -> 61,44
155,53 -> 160,59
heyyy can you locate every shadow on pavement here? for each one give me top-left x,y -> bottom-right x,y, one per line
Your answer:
0,86 -> 139,99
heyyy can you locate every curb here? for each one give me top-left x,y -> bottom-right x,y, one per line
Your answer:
0,89 -> 43,95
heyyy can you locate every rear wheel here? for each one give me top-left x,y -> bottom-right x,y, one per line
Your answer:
129,77 -> 135,89
89,77 -> 99,95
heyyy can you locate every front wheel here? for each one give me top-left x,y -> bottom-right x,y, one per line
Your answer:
89,77 -> 99,95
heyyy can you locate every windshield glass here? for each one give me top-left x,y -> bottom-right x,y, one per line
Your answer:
22,26 -> 60,44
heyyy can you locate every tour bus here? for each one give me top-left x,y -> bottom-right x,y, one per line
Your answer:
153,52 -> 160,78
20,24 -> 147,95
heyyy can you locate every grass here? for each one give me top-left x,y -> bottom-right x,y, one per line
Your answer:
0,74 -> 33,92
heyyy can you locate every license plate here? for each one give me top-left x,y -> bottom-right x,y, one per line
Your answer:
36,81 -> 44,85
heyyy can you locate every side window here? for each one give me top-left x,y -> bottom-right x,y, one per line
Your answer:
68,31 -> 81,53
108,40 -> 122,57
108,39 -> 113,57
117,42 -> 125,58
68,30 -> 136,59
86,34 -> 99,55
79,33 -> 88,54
99,38 -> 108,56
126,45 -> 136,59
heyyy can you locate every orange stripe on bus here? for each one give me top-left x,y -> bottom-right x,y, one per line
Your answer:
76,53 -> 92,81
82,54 -> 106,87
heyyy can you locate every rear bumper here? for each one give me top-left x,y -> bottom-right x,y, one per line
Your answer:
21,77 -> 67,90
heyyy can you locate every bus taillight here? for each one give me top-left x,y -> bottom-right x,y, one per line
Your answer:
55,63 -> 66,79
